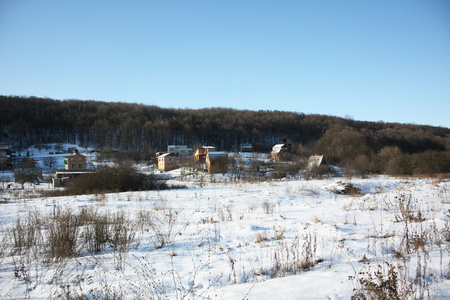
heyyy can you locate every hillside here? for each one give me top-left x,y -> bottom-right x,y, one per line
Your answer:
1,95 -> 449,175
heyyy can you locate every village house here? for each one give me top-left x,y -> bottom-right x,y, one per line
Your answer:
157,152 -> 177,172
167,145 -> 193,156
206,152 -> 228,174
194,146 -> 216,162
64,151 -> 87,170
0,144 -> 12,168
53,151 -> 92,187
271,144 -> 289,160
53,169 -> 95,187
239,143 -> 253,152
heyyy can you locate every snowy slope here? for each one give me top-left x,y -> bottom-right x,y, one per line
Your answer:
0,169 -> 449,299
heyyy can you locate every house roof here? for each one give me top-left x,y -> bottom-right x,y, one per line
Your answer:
271,144 -> 288,154
240,144 -> 253,149
207,152 -> 228,160
159,152 -> 177,158
66,152 -> 86,157
55,169 -> 94,175
168,145 -> 192,150
307,155 -> 326,170
168,145 -> 187,148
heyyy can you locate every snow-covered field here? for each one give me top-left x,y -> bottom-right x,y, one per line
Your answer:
0,163 -> 449,299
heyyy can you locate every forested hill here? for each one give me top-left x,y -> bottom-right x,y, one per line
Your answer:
1,95 -> 449,174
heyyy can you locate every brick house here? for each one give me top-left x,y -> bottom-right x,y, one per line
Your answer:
157,152 -> 177,172
206,152 -> 228,174
54,152 -> 91,187
194,146 -> 216,162
64,152 -> 87,170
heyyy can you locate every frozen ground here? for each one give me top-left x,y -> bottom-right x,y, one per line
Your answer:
0,163 -> 449,299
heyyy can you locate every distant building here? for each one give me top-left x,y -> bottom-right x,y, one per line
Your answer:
167,145 -> 193,156
0,144 -> 12,168
53,169 -> 95,187
194,146 -> 216,162
54,152 -> 91,187
64,152 -> 87,170
239,143 -> 253,152
271,144 -> 289,160
206,152 -> 228,173
157,152 -> 178,172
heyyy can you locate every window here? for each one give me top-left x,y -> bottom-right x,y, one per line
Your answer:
72,164 -> 76,169
79,157 -> 84,161
79,164 -> 83,169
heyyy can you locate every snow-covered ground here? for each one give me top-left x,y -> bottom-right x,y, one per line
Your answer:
0,156 -> 449,299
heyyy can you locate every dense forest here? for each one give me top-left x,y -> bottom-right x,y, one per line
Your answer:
1,95 -> 449,175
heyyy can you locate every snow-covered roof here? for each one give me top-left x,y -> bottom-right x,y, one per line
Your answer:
207,151 -> 228,160
159,152 -> 176,158
272,144 -> 287,150
271,144 -> 288,155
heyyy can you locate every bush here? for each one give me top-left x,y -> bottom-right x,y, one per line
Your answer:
81,208 -> 110,253
11,212 -> 43,255
47,209 -> 79,260
53,165 -> 173,195
383,151 -> 450,176
411,150 -> 450,175
351,262 -> 408,300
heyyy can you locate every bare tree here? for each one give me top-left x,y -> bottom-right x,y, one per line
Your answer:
14,158 -> 42,188
43,156 -> 58,172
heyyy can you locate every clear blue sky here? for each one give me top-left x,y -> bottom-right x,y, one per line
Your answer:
1,0 -> 449,128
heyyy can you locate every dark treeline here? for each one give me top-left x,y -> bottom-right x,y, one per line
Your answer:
1,95 -> 449,174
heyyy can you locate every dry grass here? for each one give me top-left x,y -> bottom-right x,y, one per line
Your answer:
255,232 -> 269,243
